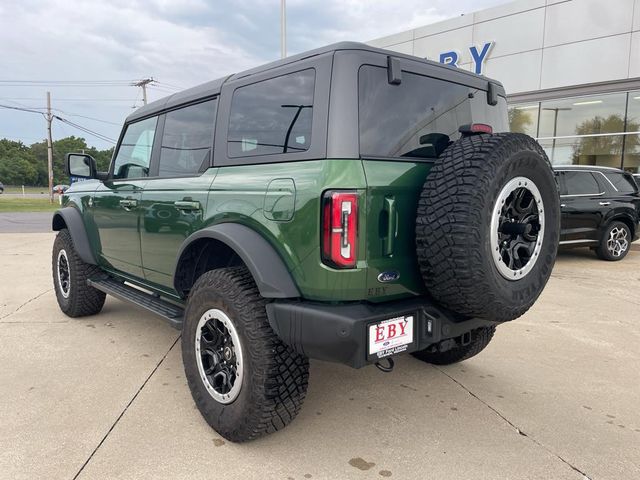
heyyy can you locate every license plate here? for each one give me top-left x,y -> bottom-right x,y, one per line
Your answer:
368,315 -> 414,359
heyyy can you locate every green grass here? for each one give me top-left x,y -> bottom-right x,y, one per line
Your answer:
2,185 -> 49,194
0,197 -> 61,212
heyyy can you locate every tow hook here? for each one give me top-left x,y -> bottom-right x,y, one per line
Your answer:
375,357 -> 394,373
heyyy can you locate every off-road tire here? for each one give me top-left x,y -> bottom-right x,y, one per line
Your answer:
52,229 -> 106,317
182,266 -> 309,443
412,326 -> 496,365
416,133 -> 560,323
595,221 -> 631,261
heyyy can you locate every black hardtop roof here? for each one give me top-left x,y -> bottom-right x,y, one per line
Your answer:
553,165 -> 626,173
127,41 -> 502,123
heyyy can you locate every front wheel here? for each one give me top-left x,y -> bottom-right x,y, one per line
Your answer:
596,221 -> 631,261
182,266 -> 309,442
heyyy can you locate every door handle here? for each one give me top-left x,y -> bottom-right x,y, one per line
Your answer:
174,200 -> 201,211
599,202 -> 611,206
119,198 -> 137,209
383,196 -> 398,256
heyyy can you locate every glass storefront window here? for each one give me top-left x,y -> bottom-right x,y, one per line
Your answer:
624,134 -> 640,173
508,103 -> 539,137
538,135 -> 624,168
538,93 -> 627,138
621,92 -> 640,173
626,91 -> 640,132
509,91 -> 640,170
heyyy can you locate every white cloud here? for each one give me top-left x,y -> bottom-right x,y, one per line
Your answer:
0,0 -> 509,148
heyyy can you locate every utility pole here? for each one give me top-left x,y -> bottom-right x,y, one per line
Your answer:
46,91 -> 54,204
133,78 -> 154,105
280,0 -> 286,59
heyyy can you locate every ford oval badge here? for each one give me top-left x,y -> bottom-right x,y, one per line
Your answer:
377,271 -> 400,283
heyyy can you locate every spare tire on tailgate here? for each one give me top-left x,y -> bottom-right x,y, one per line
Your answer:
416,132 -> 559,323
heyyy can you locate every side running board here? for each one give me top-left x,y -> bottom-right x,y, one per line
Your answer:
88,277 -> 184,330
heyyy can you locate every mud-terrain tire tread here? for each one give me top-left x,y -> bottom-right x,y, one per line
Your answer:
416,133 -> 559,322
182,266 -> 309,443
412,326 -> 496,365
595,221 -> 631,261
52,228 -> 106,317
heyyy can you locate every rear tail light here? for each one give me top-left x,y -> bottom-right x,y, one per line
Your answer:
458,123 -> 493,135
322,190 -> 358,268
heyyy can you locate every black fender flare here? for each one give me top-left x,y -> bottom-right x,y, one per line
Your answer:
52,207 -> 97,265
174,223 -> 300,298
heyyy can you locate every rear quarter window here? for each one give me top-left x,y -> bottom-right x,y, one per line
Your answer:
604,172 -> 638,193
358,65 -> 508,159
227,69 -> 315,158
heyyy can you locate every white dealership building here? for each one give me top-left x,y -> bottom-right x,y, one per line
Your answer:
368,0 -> 640,172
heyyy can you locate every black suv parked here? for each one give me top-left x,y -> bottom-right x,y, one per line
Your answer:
555,165 -> 639,260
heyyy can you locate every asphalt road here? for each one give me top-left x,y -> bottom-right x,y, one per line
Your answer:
1,233 -> 639,480
1,192 -> 55,199
0,212 -> 53,233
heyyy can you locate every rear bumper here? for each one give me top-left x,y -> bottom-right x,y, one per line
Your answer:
266,296 -> 497,369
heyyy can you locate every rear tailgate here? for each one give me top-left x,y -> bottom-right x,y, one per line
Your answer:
362,160 -> 431,302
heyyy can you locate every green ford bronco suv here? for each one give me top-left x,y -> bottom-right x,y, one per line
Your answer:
52,42 -> 560,442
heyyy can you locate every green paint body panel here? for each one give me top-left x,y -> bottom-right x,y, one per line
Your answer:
63,158 -> 434,303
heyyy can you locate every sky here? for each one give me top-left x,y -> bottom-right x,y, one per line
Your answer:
0,0 -> 509,149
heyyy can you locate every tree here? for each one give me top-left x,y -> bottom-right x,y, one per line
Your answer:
508,107 -> 535,135
571,115 -> 639,166
0,139 -> 39,185
0,136 -> 115,186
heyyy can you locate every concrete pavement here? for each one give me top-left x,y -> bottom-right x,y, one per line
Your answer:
0,232 -> 639,480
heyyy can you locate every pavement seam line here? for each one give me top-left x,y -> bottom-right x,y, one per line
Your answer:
433,365 -> 592,480
71,334 -> 181,480
0,288 -> 52,320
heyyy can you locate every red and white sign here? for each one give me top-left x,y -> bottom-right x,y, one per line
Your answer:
368,315 -> 414,357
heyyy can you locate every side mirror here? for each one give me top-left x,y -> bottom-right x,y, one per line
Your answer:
66,153 -> 97,181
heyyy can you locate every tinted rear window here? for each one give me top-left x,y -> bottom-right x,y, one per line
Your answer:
228,69 -> 315,158
563,171 -> 601,195
358,65 -> 508,159
604,172 -> 637,193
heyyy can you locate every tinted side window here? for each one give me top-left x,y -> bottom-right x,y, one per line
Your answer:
604,172 -> 638,193
563,171 -> 601,195
358,65 -> 508,159
158,99 -> 217,177
113,116 -> 158,179
228,69 -> 315,158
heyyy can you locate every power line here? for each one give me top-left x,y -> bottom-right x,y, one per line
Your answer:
155,81 -> 184,90
53,115 -> 116,144
0,97 -> 137,102
0,79 -> 136,83
0,103 -> 46,117
0,102 -> 121,126
52,109 -> 121,126
0,80 -> 137,87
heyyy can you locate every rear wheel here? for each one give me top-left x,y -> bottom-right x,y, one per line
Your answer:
52,229 -> 106,317
412,326 -> 496,365
596,221 -> 631,261
182,266 -> 309,442
416,133 -> 560,323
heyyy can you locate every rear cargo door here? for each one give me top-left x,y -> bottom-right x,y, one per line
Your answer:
357,63 -> 508,301
362,160 -> 430,300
